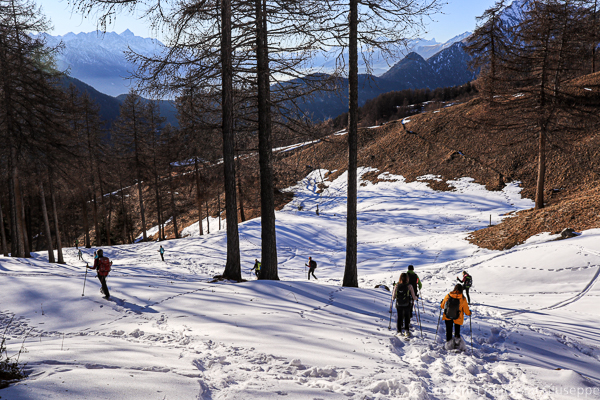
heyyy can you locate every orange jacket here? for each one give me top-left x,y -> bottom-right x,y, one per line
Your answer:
440,292 -> 471,325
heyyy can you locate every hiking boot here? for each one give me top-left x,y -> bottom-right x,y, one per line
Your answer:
405,331 -> 411,338
445,340 -> 455,350
453,337 -> 462,347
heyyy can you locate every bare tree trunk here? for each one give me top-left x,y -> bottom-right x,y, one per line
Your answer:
137,178 -> 147,241
343,0 -> 359,288
218,191 -> 222,231
169,166 -> 180,239
17,175 -> 30,258
593,0 -> 598,73
25,197 -> 32,253
195,157 -> 204,235
96,165 -> 111,246
154,171 -> 163,240
48,171 -> 64,264
535,123 -> 547,209
38,179 -> 55,263
220,0 -> 241,281
205,199 -> 210,234
0,196 -> 8,256
256,0 -> 278,280
107,193 -> 113,245
92,191 -> 100,246
82,196 -> 91,248
119,176 -> 128,244
8,169 -> 19,257
236,151 -> 246,222
34,217 -> 42,253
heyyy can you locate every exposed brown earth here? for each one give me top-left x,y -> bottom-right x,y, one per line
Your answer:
125,73 -> 600,251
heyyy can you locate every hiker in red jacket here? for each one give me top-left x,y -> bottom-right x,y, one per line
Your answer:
88,249 -> 112,299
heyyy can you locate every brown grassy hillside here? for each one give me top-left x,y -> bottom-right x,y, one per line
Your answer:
127,73 -> 600,251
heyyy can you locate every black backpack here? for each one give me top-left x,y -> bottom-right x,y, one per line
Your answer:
444,296 -> 461,320
408,272 -> 419,296
309,260 -> 317,269
395,283 -> 411,307
464,275 -> 472,289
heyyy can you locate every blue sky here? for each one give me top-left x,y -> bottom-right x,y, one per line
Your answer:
38,0 -> 499,43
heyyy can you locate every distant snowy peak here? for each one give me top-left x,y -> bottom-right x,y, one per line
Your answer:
413,31 -> 473,61
500,0 -> 529,27
42,30 -> 164,56
37,30 -> 166,97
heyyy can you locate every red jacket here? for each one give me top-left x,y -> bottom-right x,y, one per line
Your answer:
93,257 -> 112,277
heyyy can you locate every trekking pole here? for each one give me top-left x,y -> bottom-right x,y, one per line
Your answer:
434,308 -> 442,342
388,297 -> 394,330
416,300 -> 423,338
470,314 -> 474,355
82,263 -> 88,296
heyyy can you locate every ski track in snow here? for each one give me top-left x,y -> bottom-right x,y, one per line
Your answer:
2,168 -> 600,399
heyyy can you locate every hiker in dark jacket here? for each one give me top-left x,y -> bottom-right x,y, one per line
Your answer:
88,249 -> 112,299
457,271 -> 472,304
407,265 -> 422,317
251,259 -> 261,278
390,273 -> 417,336
159,245 -> 165,262
440,284 -> 471,349
407,265 -> 422,297
306,257 -> 317,280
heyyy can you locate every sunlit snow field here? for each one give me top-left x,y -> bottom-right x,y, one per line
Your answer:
1,168 -> 599,399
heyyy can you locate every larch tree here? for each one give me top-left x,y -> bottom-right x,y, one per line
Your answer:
465,0 -> 511,103
315,0 -> 441,287
469,0 -> 590,209
0,0 -> 72,258
113,91 -> 150,241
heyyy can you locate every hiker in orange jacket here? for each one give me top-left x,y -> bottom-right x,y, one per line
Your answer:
440,284 -> 471,349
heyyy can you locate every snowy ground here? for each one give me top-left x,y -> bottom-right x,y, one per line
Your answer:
1,168 -> 599,399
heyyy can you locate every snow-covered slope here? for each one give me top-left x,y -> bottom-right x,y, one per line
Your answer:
1,169 -> 599,399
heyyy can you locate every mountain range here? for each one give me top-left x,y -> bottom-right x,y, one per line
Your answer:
46,29 -> 477,124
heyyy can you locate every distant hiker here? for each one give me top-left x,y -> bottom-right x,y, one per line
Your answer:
440,284 -> 471,350
88,249 -> 112,299
390,273 -> 417,337
94,250 -> 98,260
77,249 -> 83,261
159,245 -> 165,262
407,265 -> 422,298
306,257 -> 317,280
457,271 -> 472,304
251,259 -> 261,278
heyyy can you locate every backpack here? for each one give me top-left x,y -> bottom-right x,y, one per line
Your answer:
98,257 -> 111,276
309,260 -> 317,269
395,283 -> 411,307
464,275 -> 472,289
407,272 -> 419,296
444,296 -> 461,320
